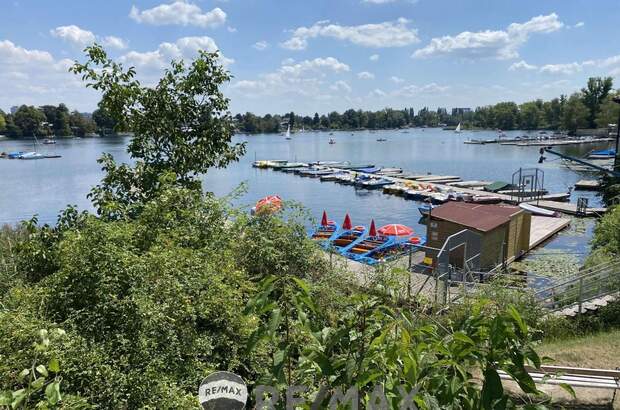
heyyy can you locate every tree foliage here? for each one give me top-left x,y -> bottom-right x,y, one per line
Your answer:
70,44 -> 246,217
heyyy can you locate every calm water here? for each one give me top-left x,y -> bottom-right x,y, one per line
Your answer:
0,129 -> 609,255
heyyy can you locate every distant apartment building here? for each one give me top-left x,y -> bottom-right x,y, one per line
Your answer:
437,107 -> 447,115
451,107 -> 472,116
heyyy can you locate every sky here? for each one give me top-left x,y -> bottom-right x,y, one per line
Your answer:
1,0 -> 619,116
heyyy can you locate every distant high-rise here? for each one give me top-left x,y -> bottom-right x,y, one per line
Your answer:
437,107 -> 447,115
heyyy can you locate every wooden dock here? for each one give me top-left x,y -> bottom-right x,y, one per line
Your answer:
528,216 -> 571,250
529,200 -> 607,216
575,179 -> 601,191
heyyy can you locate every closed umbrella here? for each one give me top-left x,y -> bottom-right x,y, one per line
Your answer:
377,224 -> 413,236
342,213 -> 352,230
321,210 -> 328,226
369,219 -> 377,236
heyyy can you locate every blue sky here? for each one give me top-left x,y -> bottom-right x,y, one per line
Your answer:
1,0 -> 619,115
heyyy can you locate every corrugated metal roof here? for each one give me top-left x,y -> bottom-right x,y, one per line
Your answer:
430,202 -> 522,232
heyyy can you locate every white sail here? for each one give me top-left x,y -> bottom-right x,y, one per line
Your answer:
285,124 -> 291,138
455,123 -> 462,133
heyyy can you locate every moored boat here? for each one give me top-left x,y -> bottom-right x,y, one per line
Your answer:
309,211 -> 339,243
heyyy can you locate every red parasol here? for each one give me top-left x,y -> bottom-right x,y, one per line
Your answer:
377,224 -> 414,236
255,195 -> 282,212
369,219 -> 377,236
321,210 -> 328,226
342,213 -> 352,230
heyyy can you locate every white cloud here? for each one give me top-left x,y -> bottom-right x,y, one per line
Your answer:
330,80 -> 352,93
369,54 -> 380,61
120,36 -> 233,73
535,54 -> 620,76
509,60 -> 537,71
50,25 -> 128,50
358,71 -> 375,80
227,26 -> 237,33
540,62 -> 583,75
390,76 -> 404,83
282,18 -> 419,50
50,25 -> 96,47
392,82 -> 450,97
0,39 -> 98,109
101,36 -> 128,50
129,1 -> 226,28
413,13 -> 564,60
574,22 -> 585,28
253,41 -> 269,51
229,57 -> 350,101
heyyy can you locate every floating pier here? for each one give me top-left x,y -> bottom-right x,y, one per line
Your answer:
574,179 -> 601,191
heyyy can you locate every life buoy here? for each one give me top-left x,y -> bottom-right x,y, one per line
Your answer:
353,226 -> 365,231
408,237 -> 421,244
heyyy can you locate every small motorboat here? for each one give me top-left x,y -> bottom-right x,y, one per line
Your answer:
360,178 -> 393,189
320,171 -> 347,181
588,149 -> 616,159
7,151 -> 24,159
19,152 -> 45,160
418,204 -> 437,217
377,168 -> 403,176
376,138 -> 387,142
329,138 -> 336,144
351,166 -> 380,173
43,138 -> 57,145
519,203 -> 560,217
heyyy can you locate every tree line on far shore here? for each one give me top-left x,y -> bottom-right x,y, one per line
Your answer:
236,76 -> 620,135
0,104 -> 117,139
2,76 -> 618,139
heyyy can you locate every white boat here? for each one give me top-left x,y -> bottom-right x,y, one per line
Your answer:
19,152 -> 45,160
329,138 -> 336,144
285,124 -> 291,140
454,123 -> 462,133
519,203 -> 559,217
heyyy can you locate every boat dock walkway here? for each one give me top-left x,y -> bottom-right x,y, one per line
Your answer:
575,179 -> 602,191
500,138 -> 614,147
528,200 -> 607,216
529,216 -> 571,250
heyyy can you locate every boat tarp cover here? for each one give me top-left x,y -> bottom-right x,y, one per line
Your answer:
484,181 -> 512,192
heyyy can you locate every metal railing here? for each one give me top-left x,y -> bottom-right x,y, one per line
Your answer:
534,260 -> 620,313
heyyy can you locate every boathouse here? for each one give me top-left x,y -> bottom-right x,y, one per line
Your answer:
425,202 -> 531,271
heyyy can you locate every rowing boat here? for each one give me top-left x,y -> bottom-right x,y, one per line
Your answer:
324,226 -> 367,253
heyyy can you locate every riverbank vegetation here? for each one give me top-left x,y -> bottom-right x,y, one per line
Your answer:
0,45 -> 585,409
234,77 -> 619,134
4,44 -> 620,408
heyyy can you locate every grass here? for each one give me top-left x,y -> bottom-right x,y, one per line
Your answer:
537,329 -> 620,369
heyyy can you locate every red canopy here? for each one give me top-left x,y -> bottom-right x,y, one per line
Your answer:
255,195 -> 282,212
342,213 -> 352,230
321,210 -> 328,226
377,224 -> 414,236
369,219 -> 377,236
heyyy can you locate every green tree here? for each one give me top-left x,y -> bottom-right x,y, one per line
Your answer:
519,101 -> 543,129
53,104 -> 71,136
561,93 -> 589,134
581,76 -> 613,128
595,93 -> 620,128
0,109 -> 6,133
70,44 -> 245,218
312,112 -> 320,128
13,105 -> 46,137
91,107 -> 116,133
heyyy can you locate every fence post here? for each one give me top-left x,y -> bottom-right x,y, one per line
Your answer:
578,277 -> 584,314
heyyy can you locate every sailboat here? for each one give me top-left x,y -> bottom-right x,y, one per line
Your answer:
454,123 -> 462,133
285,124 -> 292,140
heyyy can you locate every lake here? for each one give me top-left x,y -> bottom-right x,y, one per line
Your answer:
0,128 -> 609,262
